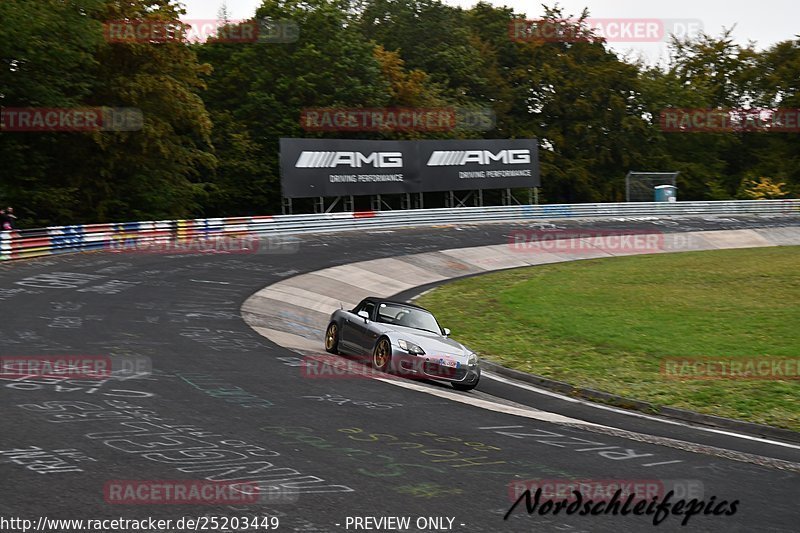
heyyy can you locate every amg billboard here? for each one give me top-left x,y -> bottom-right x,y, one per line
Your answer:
280,138 -> 417,198
417,138 -> 539,192
280,138 -> 539,198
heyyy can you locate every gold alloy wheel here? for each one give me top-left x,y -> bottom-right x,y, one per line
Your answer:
373,338 -> 391,371
325,323 -> 337,351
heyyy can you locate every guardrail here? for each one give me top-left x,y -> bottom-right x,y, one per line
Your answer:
2,199 -> 799,261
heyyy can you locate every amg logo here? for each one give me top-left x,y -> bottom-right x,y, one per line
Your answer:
295,151 -> 403,168
427,149 -> 531,166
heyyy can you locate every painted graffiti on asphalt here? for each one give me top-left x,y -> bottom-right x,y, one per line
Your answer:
177,372 -> 274,409
0,446 -> 97,475
17,400 -> 353,495
479,425 -> 683,468
300,393 -> 401,410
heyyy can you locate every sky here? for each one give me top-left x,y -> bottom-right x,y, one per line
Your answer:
180,0 -> 799,64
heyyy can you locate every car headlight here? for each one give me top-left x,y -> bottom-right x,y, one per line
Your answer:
398,339 -> 425,355
468,353 -> 478,366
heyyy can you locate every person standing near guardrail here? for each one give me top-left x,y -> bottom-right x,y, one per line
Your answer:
1,207 -> 16,230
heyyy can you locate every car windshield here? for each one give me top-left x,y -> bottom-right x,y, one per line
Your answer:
376,304 -> 441,334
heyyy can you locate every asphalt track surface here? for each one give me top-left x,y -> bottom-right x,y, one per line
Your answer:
1,215 -> 799,533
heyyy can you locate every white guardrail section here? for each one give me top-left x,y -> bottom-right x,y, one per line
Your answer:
1,199 -> 799,261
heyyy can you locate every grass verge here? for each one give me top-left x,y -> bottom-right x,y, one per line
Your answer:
417,246 -> 800,431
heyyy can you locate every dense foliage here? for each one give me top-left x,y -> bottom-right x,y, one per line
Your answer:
1,0 -> 798,226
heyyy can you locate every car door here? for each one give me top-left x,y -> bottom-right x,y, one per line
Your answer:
339,301 -> 374,354
347,301 -> 377,356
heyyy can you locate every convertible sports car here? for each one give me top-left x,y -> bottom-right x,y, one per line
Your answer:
324,297 -> 481,391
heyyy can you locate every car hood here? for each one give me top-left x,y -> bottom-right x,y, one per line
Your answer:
376,324 -> 470,358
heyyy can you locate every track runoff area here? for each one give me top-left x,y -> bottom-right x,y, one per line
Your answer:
0,215 -> 798,533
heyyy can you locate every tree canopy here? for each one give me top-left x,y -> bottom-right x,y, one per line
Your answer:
1,0 -> 798,226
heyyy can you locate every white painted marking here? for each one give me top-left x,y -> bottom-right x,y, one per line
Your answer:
190,279 -> 231,285
371,374 -> 597,426
484,371 -> 800,450
642,460 -> 684,467
409,287 -> 436,301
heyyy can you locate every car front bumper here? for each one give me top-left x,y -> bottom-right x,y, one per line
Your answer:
390,349 -> 481,384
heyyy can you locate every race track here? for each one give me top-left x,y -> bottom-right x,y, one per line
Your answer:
1,215 -> 799,533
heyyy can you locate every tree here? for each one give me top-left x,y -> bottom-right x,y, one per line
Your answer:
748,39 -> 800,195
198,0 -> 388,215
500,5 -> 660,202
65,0 -> 216,222
0,0 -> 103,225
2,0 -> 797,223
740,176 -> 791,199
1,0 -> 216,224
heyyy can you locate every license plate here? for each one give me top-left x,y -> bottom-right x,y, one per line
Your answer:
435,358 -> 460,368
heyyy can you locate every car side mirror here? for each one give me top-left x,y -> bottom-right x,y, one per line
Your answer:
443,328 -> 451,337
357,310 -> 370,322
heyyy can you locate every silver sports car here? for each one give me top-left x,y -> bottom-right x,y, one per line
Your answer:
324,297 -> 481,391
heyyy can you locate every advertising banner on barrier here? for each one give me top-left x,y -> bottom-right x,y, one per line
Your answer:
279,138 -> 539,198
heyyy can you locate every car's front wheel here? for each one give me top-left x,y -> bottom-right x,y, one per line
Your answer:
452,378 -> 479,392
324,322 -> 339,354
372,337 -> 392,373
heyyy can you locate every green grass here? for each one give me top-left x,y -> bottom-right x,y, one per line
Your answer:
417,247 -> 800,431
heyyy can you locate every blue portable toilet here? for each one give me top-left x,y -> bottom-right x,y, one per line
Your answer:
654,185 -> 677,202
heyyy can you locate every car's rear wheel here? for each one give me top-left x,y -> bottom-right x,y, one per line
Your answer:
372,337 -> 392,373
324,323 -> 339,354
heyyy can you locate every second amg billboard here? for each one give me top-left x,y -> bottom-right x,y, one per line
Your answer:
417,138 -> 539,192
